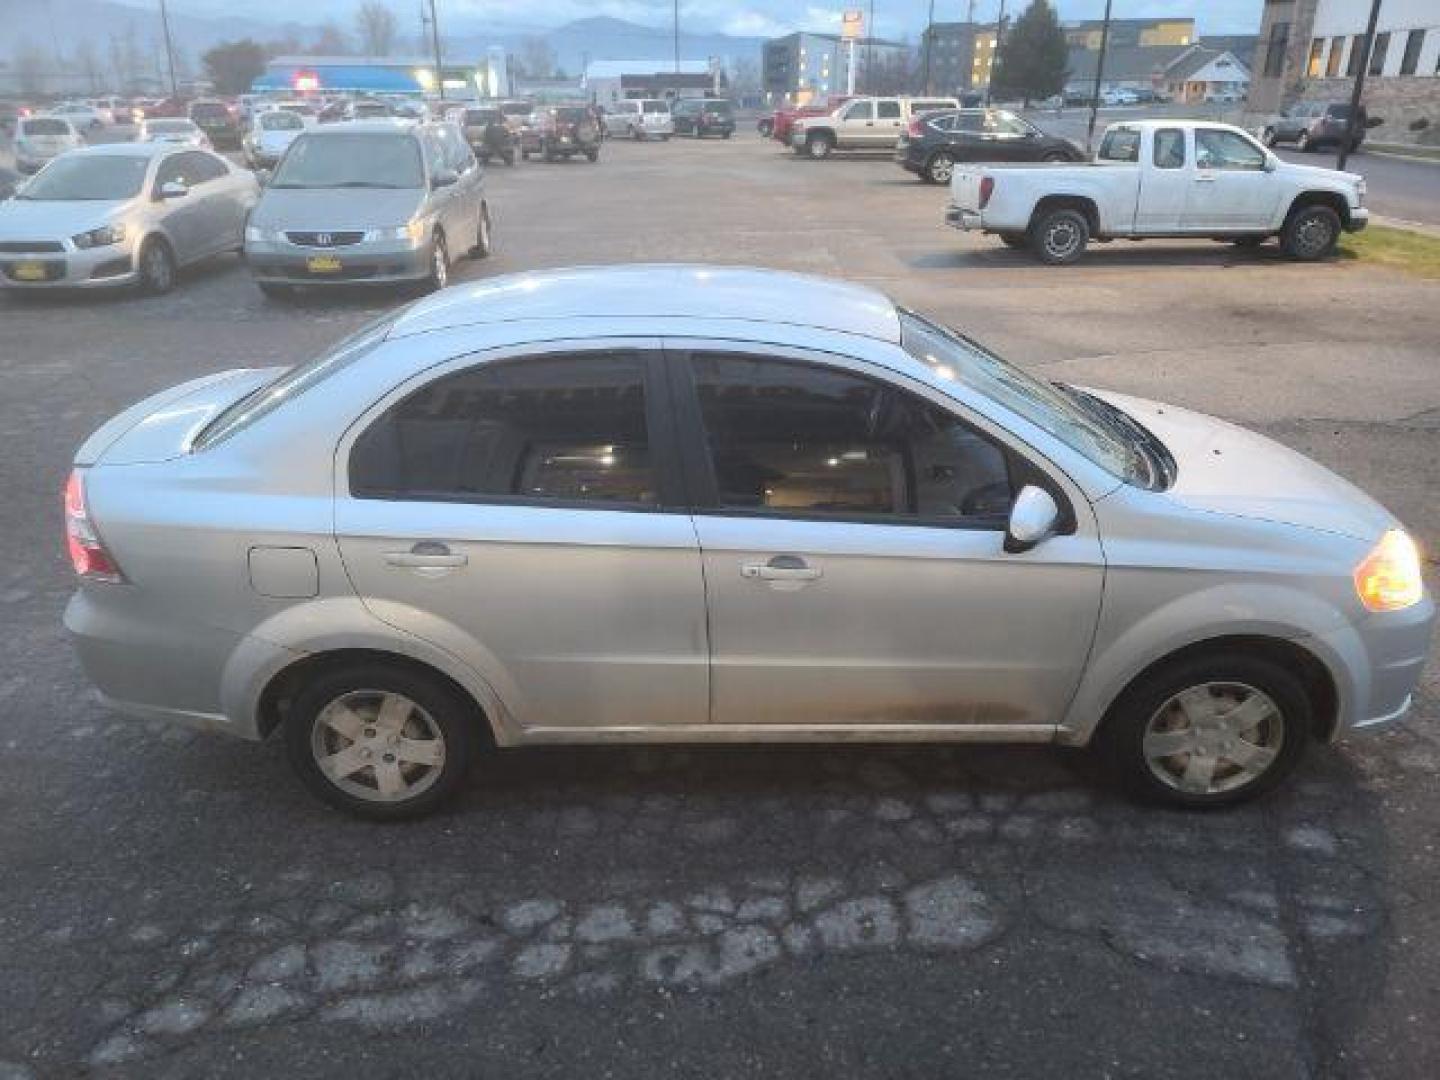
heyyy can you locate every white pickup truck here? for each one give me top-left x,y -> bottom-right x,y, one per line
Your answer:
946,120 -> 1368,264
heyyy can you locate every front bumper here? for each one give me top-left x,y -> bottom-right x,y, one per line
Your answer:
0,240 -> 139,289
245,237 -> 431,286
1347,207 -> 1369,233
945,205 -> 982,231
1313,593 -> 1435,739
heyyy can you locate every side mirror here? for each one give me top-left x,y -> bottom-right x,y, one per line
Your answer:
432,168 -> 458,189
1004,485 -> 1061,554
158,180 -> 188,200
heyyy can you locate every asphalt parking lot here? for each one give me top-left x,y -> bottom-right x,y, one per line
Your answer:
2,132 -> 1439,1078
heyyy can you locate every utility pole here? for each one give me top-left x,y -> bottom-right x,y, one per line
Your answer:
424,0 -> 445,102
1337,0 -> 1381,171
922,0 -> 936,95
673,0 -> 680,73
984,0 -> 1005,106
1085,0 -> 1113,154
866,0 -> 875,94
157,0 -> 178,97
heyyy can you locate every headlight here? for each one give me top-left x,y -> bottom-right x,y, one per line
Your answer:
365,219 -> 426,243
244,224 -> 282,243
1354,529 -> 1424,612
72,223 -> 127,249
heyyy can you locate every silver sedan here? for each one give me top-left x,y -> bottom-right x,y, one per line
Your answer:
0,142 -> 256,293
62,266 -> 1434,818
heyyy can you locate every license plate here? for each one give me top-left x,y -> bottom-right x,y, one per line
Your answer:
13,261 -> 47,281
306,255 -> 342,274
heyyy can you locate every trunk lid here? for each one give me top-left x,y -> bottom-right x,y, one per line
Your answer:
75,368 -> 283,466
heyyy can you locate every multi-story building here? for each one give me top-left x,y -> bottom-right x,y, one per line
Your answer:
1249,0 -> 1438,146
1064,18 -> 1195,50
919,22 -> 1000,96
762,32 -> 911,103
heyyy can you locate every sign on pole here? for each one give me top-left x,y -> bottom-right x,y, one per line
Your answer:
841,10 -> 864,39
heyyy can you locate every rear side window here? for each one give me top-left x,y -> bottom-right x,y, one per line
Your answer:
350,353 -> 658,507
688,354 -> 1013,525
1154,128 -> 1185,169
1098,128 -> 1140,162
22,118 -> 68,136
842,101 -> 874,121
642,101 -> 668,114
876,101 -> 902,119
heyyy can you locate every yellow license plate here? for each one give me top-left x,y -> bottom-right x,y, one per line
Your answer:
13,261 -> 47,281
306,255 -> 342,273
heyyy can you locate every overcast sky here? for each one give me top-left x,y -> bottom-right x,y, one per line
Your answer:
161,0 -> 1265,40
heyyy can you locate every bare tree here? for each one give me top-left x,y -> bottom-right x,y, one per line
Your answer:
355,3 -> 398,57
13,39 -> 48,96
312,22 -> 352,56
75,39 -> 105,94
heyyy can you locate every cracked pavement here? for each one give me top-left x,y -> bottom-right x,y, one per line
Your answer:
2,135 -> 1437,1078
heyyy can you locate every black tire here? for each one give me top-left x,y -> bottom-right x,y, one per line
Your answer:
758,119 -> 773,137
1261,127 -> 1277,148
630,124 -> 642,141
926,152 -> 955,185
424,232 -> 449,292
1029,207 -> 1090,265
283,662 -> 479,821
1280,203 -> 1341,261
1042,151 -> 1070,163
504,151 -> 515,166
805,132 -> 834,159
1296,130 -> 1311,152
998,232 -> 1029,249
1096,652 -> 1311,809
470,202 -> 492,258
257,282 -> 294,301
136,237 -> 176,295
585,148 -> 599,162
521,148 -> 531,160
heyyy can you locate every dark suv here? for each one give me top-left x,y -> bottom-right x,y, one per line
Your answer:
896,108 -> 1083,184
1263,101 -> 1366,152
521,106 -> 601,162
672,98 -> 735,138
188,100 -> 241,149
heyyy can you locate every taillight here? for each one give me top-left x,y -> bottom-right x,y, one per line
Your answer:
64,470 -> 122,582
979,176 -> 995,208
907,119 -> 924,137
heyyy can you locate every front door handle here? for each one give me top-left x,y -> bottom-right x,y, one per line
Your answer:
1194,173 -> 1217,182
383,541 -> 467,571
741,555 -> 822,582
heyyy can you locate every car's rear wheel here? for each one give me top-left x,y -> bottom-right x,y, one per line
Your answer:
284,664 -> 478,820
1261,127 -> 1277,147
1042,151 -> 1070,163
926,152 -> 955,184
471,202 -> 492,258
1030,207 -> 1089,264
1280,204 -> 1341,260
585,148 -> 599,162
1098,653 -> 1310,808
806,132 -> 834,159
136,237 -> 176,295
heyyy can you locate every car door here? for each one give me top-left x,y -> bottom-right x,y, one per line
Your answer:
1134,126 -> 1191,232
670,343 -> 1105,732
335,342 -> 709,734
446,126 -> 482,244
1184,127 -> 1282,230
185,151 -> 247,252
152,152 -> 210,262
836,99 -> 873,145
872,99 -> 903,147
419,129 -> 460,249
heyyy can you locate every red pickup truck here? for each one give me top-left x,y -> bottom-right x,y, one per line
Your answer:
761,96 -> 854,143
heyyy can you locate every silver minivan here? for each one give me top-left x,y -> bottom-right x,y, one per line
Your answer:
604,100 -> 674,140
243,120 -> 492,299
63,267 -> 1433,819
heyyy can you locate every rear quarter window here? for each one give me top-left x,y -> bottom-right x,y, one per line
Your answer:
1098,128 -> 1141,162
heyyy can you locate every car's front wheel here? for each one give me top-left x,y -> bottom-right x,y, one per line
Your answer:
425,232 -> 449,291
1280,204 -> 1341,260
284,663 -> 479,820
805,132 -> 834,159
136,237 -> 176,295
1098,653 -> 1310,808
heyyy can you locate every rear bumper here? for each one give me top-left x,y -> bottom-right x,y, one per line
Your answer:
945,205 -> 983,231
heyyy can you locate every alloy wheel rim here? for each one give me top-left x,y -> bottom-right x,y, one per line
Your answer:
1142,681 -> 1284,796
311,690 -> 446,803
1044,219 -> 1080,259
1295,214 -> 1333,257
931,155 -> 953,182
809,139 -> 828,158
433,242 -> 447,287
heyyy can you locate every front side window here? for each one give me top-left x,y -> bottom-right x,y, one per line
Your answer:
351,353 -> 658,507
689,354 -> 1014,524
985,111 -> 1032,136
1195,129 -> 1266,171
842,101 -> 874,121
1154,128 -> 1185,168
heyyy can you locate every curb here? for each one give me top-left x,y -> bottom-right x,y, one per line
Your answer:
1369,215 -> 1440,239
1364,147 -> 1440,166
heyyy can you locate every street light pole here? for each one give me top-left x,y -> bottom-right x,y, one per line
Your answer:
427,0 -> 445,102
1085,0 -> 1113,154
1337,0 -> 1382,171
674,0 -> 680,73
157,0 -> 179,97
866,0 -> 875,94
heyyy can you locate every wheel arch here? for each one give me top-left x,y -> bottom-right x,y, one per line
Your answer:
1028,194 -> 1100,237
1286,189 -> 1351,229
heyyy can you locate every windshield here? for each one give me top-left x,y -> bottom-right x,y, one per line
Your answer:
147,120 -> 193,133
500,102 -> 532,116
270,132 -> 422,189
260,111 -> 303,131
555,108 -> 589,122
194,314 -> 400,450
899,311 -> 1161,487
191,104 -> 228,120
18,155 -> 148,201
22,119 -> 69,136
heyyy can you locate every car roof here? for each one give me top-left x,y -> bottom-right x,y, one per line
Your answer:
388,265 -> 902,343
304,120 -> 418,134
65,141 -> 176,159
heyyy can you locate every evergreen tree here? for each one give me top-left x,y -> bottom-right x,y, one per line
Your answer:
991,0 -> 1068,106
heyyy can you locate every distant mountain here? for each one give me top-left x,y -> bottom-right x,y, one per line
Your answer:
489,16 -> 765,73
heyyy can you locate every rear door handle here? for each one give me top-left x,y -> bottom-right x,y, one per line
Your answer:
741,555 -> 822,581
383,541 -> 467,570
1194,174 -> 1217,182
